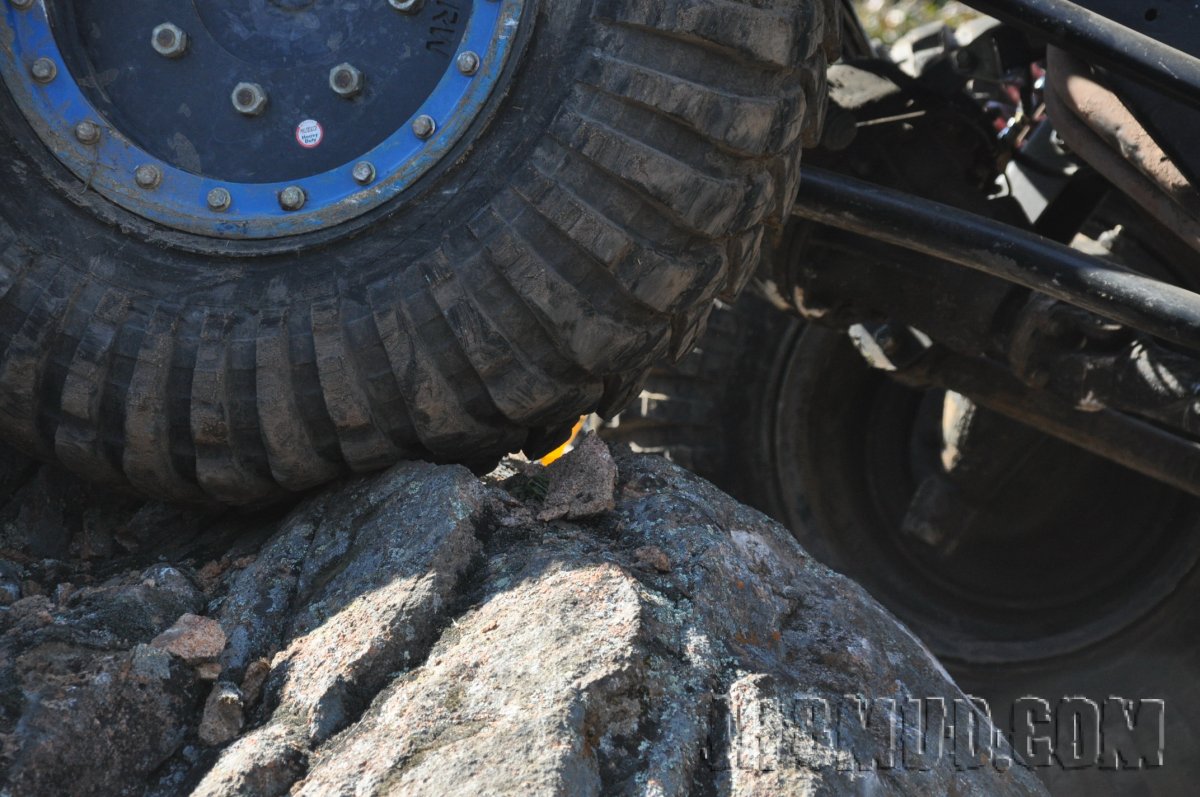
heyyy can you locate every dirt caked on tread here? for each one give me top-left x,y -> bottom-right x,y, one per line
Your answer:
0,0 -> 837,504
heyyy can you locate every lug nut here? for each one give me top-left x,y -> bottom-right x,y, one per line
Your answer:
231,82 -> 268,116
74,120 -> 101,145
207,187 -> 231,212
134,164 -> 162,189
151,23 -> 189,59
30,57 -> 56,84
10,0 -> 32,10
412,114 -> 436,140
352,161 -> 376,185
329,63 -> 364,98
279,186 -> 306,211
456,51 -> 480,75
389,0 -> 424,12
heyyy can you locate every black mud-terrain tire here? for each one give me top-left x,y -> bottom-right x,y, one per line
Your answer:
0,0 -> 838,505
601,289 -> 785,515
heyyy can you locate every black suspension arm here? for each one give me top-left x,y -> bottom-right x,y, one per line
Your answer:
792,167 -> 1200,354
965,0 -> 1200,109
895,353 -> 1200,499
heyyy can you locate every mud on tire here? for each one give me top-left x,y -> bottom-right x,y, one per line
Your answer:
0,0 -> 838,505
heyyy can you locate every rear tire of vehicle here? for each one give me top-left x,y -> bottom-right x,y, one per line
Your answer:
0,0 -> 838,505
609,286 -> 1200,796
601,290 -> 798,528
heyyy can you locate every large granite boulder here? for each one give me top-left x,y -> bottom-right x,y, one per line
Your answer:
0,438 -> 1045,796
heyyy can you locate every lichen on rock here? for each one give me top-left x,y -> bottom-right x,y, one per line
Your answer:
0,442 -> 1046,796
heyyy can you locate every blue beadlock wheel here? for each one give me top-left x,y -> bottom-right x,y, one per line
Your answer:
0,0 -> 834,506
0,0 -> 522,238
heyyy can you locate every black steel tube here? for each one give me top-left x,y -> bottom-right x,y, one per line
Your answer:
894,354 -> 1200,498
793,167 -> 1200,353
966,0 -> 1200,110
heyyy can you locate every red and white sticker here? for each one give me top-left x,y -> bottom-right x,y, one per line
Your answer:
296,119 -> 324,149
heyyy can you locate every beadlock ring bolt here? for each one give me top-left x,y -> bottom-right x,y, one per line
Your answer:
231,82 -> 268,116
30,57 -> 56,84
207,187 -> 232,212
134,164 -> 162,189
329,63 -> 364,98
151,23 -> 189,59
412,114 -> 436,140
279,186 -> 306,211
456,51 -> 480,76
352,161 -> 376,185
74,120 -> 101,145
388,0 -> 424,12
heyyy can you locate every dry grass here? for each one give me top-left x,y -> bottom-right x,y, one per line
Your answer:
854,0 -> 980,44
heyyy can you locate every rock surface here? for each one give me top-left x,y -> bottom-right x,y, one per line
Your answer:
152,614 -> 227,668
0,441 -> 1047,796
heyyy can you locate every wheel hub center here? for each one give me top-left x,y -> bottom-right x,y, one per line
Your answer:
269,0 -> 320,12
195,1 -> 359,64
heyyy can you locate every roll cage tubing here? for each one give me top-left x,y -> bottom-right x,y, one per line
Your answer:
806,0 -> 1200,353
965,0 -> 1200,110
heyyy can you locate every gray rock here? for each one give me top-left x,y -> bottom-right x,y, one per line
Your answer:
536,432 -> 618,521
1,639 -> 201,796
193,461 -> 486,796
0,558 -> 21,605
204,448 -> 1042,796
0,562 -> 209,796
199,682 -> 246,746
0,446 -> 1047,796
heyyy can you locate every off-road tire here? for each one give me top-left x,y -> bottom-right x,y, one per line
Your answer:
0,0 -> 838,505
601,289 -> 792,525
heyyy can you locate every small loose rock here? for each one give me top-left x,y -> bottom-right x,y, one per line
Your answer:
535,433 -> 618,521
199,682 -> 245,747
151,613 -> 226,666
239,657 -> 271,708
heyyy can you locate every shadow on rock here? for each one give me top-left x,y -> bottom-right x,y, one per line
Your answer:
0,437 -> 1047,796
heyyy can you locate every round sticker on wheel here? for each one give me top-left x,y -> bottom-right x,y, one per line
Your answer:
296,119 -> 323,149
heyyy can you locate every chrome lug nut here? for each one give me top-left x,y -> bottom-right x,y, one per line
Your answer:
456,51 -> 480,76
30,57 -> 56,84
134,164 -> 162,189
329,63 -> 364,98
412,114 -> 436,140
279,186 -> 306,211
352,161 -> 376,185
207,187 -> 231,212
231,82 -> 268,116
74,120 -> 101,145
389,0 -> 424,12
151,23 -> 189,59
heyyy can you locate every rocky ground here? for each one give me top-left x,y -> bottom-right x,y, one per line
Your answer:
0,436 -> 1046,796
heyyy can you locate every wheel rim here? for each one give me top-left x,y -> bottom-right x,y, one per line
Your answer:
0,0 -> 524,239
772,327 -> 1200,664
